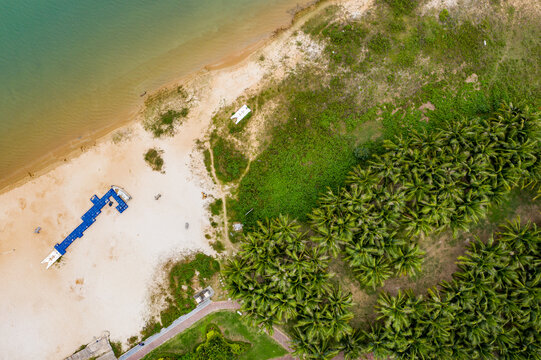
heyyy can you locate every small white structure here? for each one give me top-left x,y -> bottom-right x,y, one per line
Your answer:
232,222 -> 243,232
230,105 -> 251,124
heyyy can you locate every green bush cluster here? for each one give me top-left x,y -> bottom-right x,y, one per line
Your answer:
144,148 -> 164,172
209,198 -> 223,216
210,240 -> 225,253
149,254 -> 220,334
382,0 -> 418,15
177,326 -> 250,360
311,104 -> 541,289
223,216 -> 353,359
146,109 -> 189,138
368,33 -> 392,54
323,22 -> 368,65
211,137 -> 248,183
351,221 -> 541,359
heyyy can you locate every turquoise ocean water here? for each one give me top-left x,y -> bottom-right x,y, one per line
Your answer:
0,0 -> 304,188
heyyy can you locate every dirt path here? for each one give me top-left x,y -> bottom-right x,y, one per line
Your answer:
206,142 -> 230,245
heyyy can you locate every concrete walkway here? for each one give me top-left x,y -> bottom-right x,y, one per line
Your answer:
118,299 -> 369,360
120,300 -> 240,360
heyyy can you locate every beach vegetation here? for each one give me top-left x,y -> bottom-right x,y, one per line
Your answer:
383,0 -> 418,15
141,311 -> 286,360
141,254 -> 220,338
128,336 -> 139,347
211,137 -> 248,183
146,109 -> 189,138
209,198 -> 223,216
210,240 -> 225,253
110,341 -> 123,358
144,148 -> 164,172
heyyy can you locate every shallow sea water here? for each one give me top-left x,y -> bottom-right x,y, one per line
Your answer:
0,0 -> 304,186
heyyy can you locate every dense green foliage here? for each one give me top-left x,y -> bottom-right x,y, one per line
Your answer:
223,216 -> 353,358
382,0 -> 418,15
146,109 -> 189,137
352,221 -> 541,359
144,148 -> 164,172
211,137 -> 249,183
232,81 -> 360,226
176,326 -> 250,360
210,198 -> 223,216
312,104 -> 541,289
142,311 -> 286,360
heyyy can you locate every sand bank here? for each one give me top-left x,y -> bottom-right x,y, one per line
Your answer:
0,0 -> 362,357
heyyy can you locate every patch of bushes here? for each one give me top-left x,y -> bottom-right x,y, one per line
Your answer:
146,109 -> 189,138
210,198 -> 223,216
301,5 -> 339,36
323,22 -> 368,65
169,253 -> 220,288
110,341 -> 123,357
383,0 -> 418,15
128,336 -> 139,347
211,137 -> 249,183
368,33 -> 391,54
141,319 -> 162,340
144,148 -> 164,172
439,8 -> 449,22
178,325 -> 250,360
211,240 -> 225,253
143,254 -> 221,336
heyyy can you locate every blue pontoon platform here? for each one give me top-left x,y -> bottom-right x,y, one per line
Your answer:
42,186 -> 131,269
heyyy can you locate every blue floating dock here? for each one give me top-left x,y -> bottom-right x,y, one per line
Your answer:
53,188 -> 129,255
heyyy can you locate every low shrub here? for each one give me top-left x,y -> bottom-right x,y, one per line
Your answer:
144,148 -> 164,172
210,198 -> 223,216
146,109 -> 189,137
110,341 -> 123,357
368,33 -> 391,54
211,137 -> 249,183
211,240 -> 225,253
383,0 -> 418,15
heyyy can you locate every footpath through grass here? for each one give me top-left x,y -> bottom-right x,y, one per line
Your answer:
141,311 -> 287,360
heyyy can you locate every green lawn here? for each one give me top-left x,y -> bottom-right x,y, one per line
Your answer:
141,311 -> 287,360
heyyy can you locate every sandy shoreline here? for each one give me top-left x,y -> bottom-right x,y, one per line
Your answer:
0,0 -> 352,358
0,0 -> 326,196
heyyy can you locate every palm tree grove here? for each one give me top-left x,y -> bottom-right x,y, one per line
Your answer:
223,104 -> 541,359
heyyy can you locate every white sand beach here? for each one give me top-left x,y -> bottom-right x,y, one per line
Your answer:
0,0 -> 373,357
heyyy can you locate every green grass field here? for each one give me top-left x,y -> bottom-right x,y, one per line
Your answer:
221,1 -> 540,229
141,311 -> 287,360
